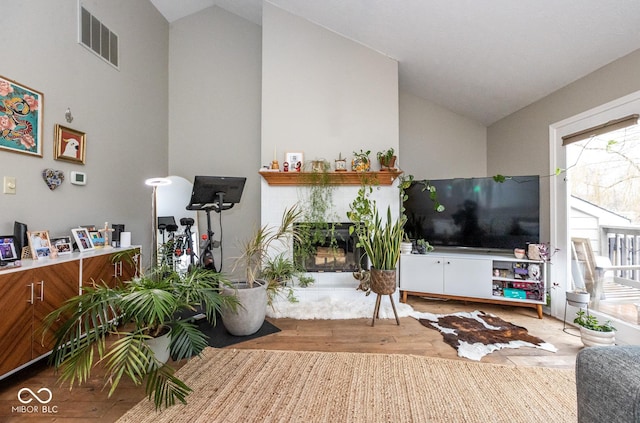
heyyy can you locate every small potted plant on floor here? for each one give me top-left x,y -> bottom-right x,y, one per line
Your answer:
573,309 -> 616,347
43,261 -> 239,410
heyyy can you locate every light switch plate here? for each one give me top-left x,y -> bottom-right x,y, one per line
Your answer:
3,176 -> 16,194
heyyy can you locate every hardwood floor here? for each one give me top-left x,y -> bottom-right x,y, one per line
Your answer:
0,297 -> 583,422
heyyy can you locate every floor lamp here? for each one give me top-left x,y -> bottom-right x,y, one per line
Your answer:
145,177 -> 171,268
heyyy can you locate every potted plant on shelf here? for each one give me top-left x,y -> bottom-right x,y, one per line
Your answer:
43,263 -> 239,410
573,309 -> 616,347
351,149 -> 371,172
223,206 -> 302,336
377,148 -> 397,171
416,239 -> 434,254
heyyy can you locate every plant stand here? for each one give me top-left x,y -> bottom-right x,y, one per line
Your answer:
370,269 -> 400,327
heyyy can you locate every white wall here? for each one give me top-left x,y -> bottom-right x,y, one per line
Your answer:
0,0 -> 168,266
399,91 -> 486,180
488,48 -> 640,242
167,6 -> 262,275
261,3 -> 399,168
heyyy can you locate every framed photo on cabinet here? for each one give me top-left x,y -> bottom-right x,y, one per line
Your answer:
72,227 -> 94,252
27,230 -> 52,259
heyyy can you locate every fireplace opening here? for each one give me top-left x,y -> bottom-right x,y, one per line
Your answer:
294,222 -> 367,272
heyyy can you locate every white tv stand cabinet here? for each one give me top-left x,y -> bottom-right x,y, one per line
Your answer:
399,250 -> 547,319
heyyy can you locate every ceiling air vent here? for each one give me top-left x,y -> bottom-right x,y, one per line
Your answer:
79,6 -> 119,69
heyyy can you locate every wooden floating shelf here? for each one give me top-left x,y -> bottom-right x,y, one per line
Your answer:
259,170 -> 403,186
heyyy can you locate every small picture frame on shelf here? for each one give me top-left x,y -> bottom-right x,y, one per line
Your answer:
90,231 -> 105,248
27,230 -> 52,259
72,227 -> 94,252
285,152 -> 303,172
0,235 -> 19,262
50,236 -> 72,255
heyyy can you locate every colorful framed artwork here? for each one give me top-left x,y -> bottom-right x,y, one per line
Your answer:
71,227 -> 94,252
90,231 -> 105,248
0,75 -> 43,157
54,124 -> 86,164
285,152 -> 304,172
27,230 -> 52,260
50,236 -> 73,255
0,235 -> 19,262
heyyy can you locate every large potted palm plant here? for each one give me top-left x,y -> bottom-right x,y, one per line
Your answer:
43,260 -> 239,410
222,206 -> 302,336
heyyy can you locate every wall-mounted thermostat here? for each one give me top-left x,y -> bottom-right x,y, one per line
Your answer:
70,171 -> 87,185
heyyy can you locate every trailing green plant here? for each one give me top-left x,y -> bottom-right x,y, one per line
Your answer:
295,163 -> 340,271
573,309 -> 616,332
43,265 -> 239,410
398,174 -> 444,241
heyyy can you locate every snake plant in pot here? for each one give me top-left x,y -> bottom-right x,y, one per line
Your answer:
42,259 -> 239,410
348,185 -> 406,295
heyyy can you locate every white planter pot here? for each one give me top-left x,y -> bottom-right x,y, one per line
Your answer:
567,290 -> 590,307
145,326 -> 172,365
400,242 -> 413,255
579,326 -> 615,347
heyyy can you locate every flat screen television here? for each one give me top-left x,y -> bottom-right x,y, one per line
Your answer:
403,176 -> 540,252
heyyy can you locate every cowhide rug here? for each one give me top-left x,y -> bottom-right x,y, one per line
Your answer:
411,310 -> 557,361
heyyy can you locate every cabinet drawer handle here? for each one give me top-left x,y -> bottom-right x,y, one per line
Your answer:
37,281 -> 45,301
27,283 -> 34,304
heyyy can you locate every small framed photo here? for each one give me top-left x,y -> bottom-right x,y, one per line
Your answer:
0,235 -> 19,262
27,230 -> 52,260
50,236 -> 72,255
285,152 -> 304,172
72,227 -> 94,252
54,124 -> 86,164
0,75 -> 43,157
90,231 -> 105,248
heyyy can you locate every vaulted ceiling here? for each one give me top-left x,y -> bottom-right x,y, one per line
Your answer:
151,0 -> 640,126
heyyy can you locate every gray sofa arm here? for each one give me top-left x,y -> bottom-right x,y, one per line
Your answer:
576,345 -> 640,423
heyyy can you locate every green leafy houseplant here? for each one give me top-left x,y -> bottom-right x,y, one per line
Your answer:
352,149 -> 371,172
234,206 -> 303,288
347,184 -> 406,295
376,148 -> 397,170
573,309 -> 616,332
43,262 -> 239,410
223,206 -> 304,336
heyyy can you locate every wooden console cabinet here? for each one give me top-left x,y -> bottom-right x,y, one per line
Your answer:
399,251 -> 547,318
0,247 -> 139,379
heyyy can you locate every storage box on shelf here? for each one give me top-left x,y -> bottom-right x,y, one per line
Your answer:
0,246 -> 140,379
399,251 -> 547,318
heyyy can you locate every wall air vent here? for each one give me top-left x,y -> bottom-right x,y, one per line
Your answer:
79,5 -> 119,69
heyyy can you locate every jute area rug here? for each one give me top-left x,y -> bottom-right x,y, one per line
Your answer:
118,348 -> 577,423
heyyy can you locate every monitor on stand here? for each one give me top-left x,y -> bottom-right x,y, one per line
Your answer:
186,176 -> 247,271
187,176 -> 247,213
